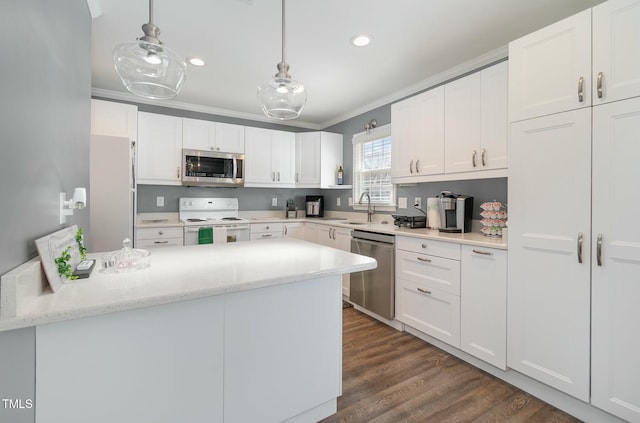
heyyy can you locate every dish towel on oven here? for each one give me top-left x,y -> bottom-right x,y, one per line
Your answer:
198,227 -> 213,244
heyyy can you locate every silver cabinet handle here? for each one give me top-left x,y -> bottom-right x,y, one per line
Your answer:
472,150 -> 477,167
277,171 -> 280,182
481,149 -> 486,167
284,226 -> 288,236
416,159 -> 420,173
578,76 -> 584,102
597,233 -> 603,266
409,160 -> 414,174
421,243 -> 427,249
597,72 -> 603,99
158,231 -> 164,235
154,240 -> 169,244
272,172 -> 276,181
472,249 -> 493,256
417,256 -> 431,262
417,287 -> 432,295
177,166 -> 180,179
262,233 -> 273,238
332,228 -> 336,240
577,232 -> 583,264
265,226 -> 269,230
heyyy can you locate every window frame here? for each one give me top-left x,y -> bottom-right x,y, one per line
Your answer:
352,124 -> 396,212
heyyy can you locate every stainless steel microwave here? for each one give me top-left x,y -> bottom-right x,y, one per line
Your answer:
182,149 -> 244,187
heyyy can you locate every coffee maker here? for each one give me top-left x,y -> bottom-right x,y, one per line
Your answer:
437,191 -> 473,233
305,195 -> 324,218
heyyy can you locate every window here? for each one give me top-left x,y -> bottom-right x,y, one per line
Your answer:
352,124 -> 395,209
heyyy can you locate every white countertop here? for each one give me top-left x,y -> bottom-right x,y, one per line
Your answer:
0,239 -> 376,332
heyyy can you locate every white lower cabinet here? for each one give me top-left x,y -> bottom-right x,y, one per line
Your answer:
135,227 -> 184,248
304,222 -> 318,243
309,224 -> 351,296
250,222 -> 283,241
460,245 -> 507,370
395,237 -> 461,347
283,222 -> 305,239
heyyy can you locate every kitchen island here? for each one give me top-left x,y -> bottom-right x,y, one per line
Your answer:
0,239 -> 376,423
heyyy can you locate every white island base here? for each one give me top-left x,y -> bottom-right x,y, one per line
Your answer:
36,275 -> 341,423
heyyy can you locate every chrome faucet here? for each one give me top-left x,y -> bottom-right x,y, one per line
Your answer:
358,191 -> 375,222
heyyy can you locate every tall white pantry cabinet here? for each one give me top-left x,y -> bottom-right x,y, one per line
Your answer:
507,0 -> 640,421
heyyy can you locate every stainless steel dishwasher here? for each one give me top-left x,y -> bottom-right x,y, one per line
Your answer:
350,230 -> 395,320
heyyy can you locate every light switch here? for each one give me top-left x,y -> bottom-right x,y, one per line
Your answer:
156,196 -> 164,207
272,197 -> 278,206
398,197 -> 407,209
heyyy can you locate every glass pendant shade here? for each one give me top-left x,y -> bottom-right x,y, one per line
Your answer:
258,73 -> 307,120
113,40 -> 186,100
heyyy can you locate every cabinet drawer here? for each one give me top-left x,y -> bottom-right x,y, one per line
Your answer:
250,222 -> 284,234
396,236 -> 460,260
396,278 -> 460,348
136,238 -> 183,248
136,227 -> 184,240
250,232 -> 283,241
396,249 -> 461,295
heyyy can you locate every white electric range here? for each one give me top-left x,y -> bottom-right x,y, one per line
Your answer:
179,198 -> 250,245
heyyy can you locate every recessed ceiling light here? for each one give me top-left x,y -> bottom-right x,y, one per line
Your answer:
351,34 -> 372,47
188,57 -> 206,67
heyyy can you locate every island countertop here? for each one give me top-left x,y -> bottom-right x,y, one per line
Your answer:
0,239 -> 376,332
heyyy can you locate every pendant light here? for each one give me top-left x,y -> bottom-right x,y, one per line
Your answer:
113,0 -> 186,100
257,0 -> 307,120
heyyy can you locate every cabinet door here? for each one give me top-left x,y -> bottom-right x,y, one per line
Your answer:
507,109 -> 591,401
304,223 -> 318,243
90,99 -> 137,140
137,112 -> 182,185
391,96 -> 416,179
244,127 -> 274,185
479,61 -> 508,170
283,223 -> 305,240
445,72 -> 481,173
396,278 -> 460,347
509,9 -> 591,122
315,225 -> 334,247
182,118 -> 213,151
295,132 -> 321,186
333,227 -> 352,296
460,246 -> 507,370
593,0 -> 640,105
215,122 -> 244,154
414,87 -> 445,176
319,132 -> 344,188
272,130 -> 295,185
591,97 -> 640,421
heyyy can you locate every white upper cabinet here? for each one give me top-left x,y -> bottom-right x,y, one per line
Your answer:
295,132 -> 344,188
507,109 -> 592,402
244,127 -> 295,187
182,118 -> 244,153
137,112 -> 183,185
445,61 -> 508,174
90,99 -> 137,140
391,86 -> 445,181
591,97 -> 640,422
592,0 -> 640,105
509,9 -> 591,122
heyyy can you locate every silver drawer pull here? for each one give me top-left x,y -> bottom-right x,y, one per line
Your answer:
417,287 -> 432,295
481,149 -> 486,167
577,232 -> 583,264
409,160 -> 414,174
421,243 -> 427,249
417,256 -> 431,263
154,240 -> 169,244
262,234 -> 273,238
472,150 -> 477,167
597,72 -> 603,99
472,249 -> 493,256
158,231 -> 164,235
597,233 -> 603,266
578,76 -> 584,102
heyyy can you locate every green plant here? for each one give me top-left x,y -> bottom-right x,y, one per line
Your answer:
76,227 -> 87,260
55,246 -> 77,280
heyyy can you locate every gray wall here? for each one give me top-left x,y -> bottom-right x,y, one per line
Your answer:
0,1 -> 91,422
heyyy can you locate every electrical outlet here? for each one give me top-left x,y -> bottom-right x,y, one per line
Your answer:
348,197 -> 353,206
156,196 -> 164,207
272,197 -> 278,207
414,197 -> 422,209
398,197 -> 407,209
337,197 -> 341,207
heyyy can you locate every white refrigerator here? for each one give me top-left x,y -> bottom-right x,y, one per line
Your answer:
89,134 -> 136,253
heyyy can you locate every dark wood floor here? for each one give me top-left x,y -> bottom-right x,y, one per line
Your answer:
320,307 -> 582,423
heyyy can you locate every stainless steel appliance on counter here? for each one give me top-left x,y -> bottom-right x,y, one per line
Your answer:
435,191 -> 474,233
350,230 -> 395,320
182,149 -> 244,187
179,198 -> 250,245
305,195 -> 324,218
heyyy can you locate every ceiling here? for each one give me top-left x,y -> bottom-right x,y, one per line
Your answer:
90,0 -> 604,129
